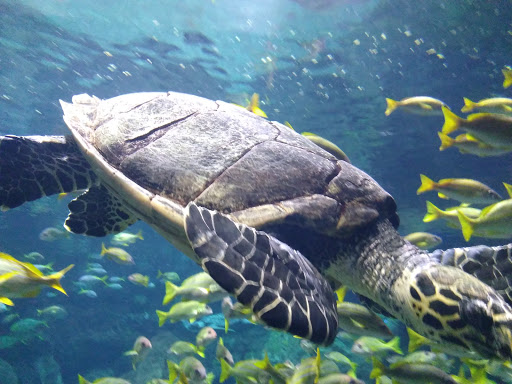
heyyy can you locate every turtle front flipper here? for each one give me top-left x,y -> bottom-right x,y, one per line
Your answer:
184,202 -> 338,345
0,135 -> 96,210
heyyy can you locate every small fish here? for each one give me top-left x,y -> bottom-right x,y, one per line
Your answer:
163,272 -> 226,304
503,66 -> 512,89
387,351 -> 454,372
288,349 -> 322,384
156,270 -> 180,283
111,230 -> 144,247
38,227 -> 69,241
216,337 -> 234,366
78,289 -> 97,298
106,283 -> 123,290
351,336 -> 403,357
32,262 -> 54,272
108,276 -> 125,283
442,106 -> 512,147
403,232 -> 442,250
78,275 -> 108,286
221,296 -> 254,332
78,374 -> 131,384
417,174 -> 502,205
168,357 -> 208,384
385,96 -> 448,116
301,132 -> 351,163
423,201 -> 481,228
23,252 -> 45,262
233,93 -> 268,118
196,326 -> 217,349
85,267 -> 108,276
335,286 -> 393,339
169,340 -> 205,358
220,358 -> 269,384
317,373 -> 365,384
0,253 -> 73,306
406,328 -> 479,358
37,305 -> 68,320
156,300 -> 212,326
370,357 -> 457,384
457,187 -> 512,241
253,352 -> 288,384
438,132 -> 512,157
100,243 -> 134,265
461,97 -> 512,114
325,351 -> 357,373
124,335 -> 152,370
128,273 -> 149,287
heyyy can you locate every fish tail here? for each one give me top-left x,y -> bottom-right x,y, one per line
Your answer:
219,358 -> 232,383
417,174 -> 436,194
386,336 -> 403,355
156,270 -> 162,279
137,230 -> 144,240
423,201 -> 442,222
335,286 -> 347,303
457,211 -> 475,242
224,318 -> 230,333
0,297 -> 14,306
167,360 -> 180,383
369,357 -> 386,379
100,243 -> 108,257
384,98 -> 398,116
503,67 -> 512,89
504,182 -> 512,199
99,275 -> 109,286
461,97 -> 476,113
44,264 -> 75,295
438,132 -> 454,151
77,374 -> 90,384
196,346 -> 205,358
407,327 -> 428,352
163,281 -> 179,305
441,105 -> 463,135
156,310 -> 168,327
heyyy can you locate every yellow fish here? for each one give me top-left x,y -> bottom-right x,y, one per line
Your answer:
233,93 -> 267,118
417,174 -> 502,205
503,66 -> 512,89
423,201 -> 481,228
457,186 -> 512,241
100,243 -> 134,265
301,132 -> 351,163
385,96 -> 448,116
0,252 -> 73,306
461,97 -> 512,114
438,132 -> 512,157
403,232 -> 442,250
441,106 -> 512,147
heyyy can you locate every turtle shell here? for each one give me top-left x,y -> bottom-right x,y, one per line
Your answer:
61,92 -> 397,255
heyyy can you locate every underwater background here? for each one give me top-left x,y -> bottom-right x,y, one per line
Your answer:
0,0 -> 512,383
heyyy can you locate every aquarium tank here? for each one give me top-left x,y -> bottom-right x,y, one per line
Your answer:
1,0 -> 512,383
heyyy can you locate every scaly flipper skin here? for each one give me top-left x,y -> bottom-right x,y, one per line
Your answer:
184,202 -> 338,345
0,135 -> 96,210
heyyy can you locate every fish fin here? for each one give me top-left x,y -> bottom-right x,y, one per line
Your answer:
457,211 -> 474,242
370,357 -> 385,379
189,317 -> 196,323
64,184 -> 137,237
419,103 -> 433,110
0,271 -> 19,284
407,327 -> 428,352
441,105 -> 462,135
156,310 -> 168,327
335,286 -> 347,303
77,374 -> 90,384
168,360 -> 180,383
385,98 -> 398,116
284,121 -> 294,130
0,297 -> 14,306
163,281 -> 179,305
461,97 -> 475,113
137,230 -> 144,240
503,67 -> 512,89
100,243 -> 108,257
123,350 -> 138,356
423,201 -> 442,222
504,182 -> 512,199
224,318 -> 229,333
43,264 -> 74,295
197,348 -> 205,358
438,132 -> 454,151
438,192 -> 449,199
252,107 -> 268,118
219,358 -> 232,383
156,270 -> 163,279
417,174 -> 436,194
386,336 -> 403,355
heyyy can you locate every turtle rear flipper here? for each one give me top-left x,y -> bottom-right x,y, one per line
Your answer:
0,135 -> 96,210
184,202 -> 338,345
65,184 -> 137,237
431,244 -> 512,305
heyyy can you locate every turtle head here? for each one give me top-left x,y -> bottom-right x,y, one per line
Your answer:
407,265 -> 512,360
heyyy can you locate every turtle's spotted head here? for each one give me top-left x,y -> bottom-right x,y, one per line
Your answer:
407,265 -> 512,360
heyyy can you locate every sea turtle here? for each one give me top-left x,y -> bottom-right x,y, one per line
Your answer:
1,92 -> 512,359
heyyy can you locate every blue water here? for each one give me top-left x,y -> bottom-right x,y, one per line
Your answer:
1,0 -> 512,383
